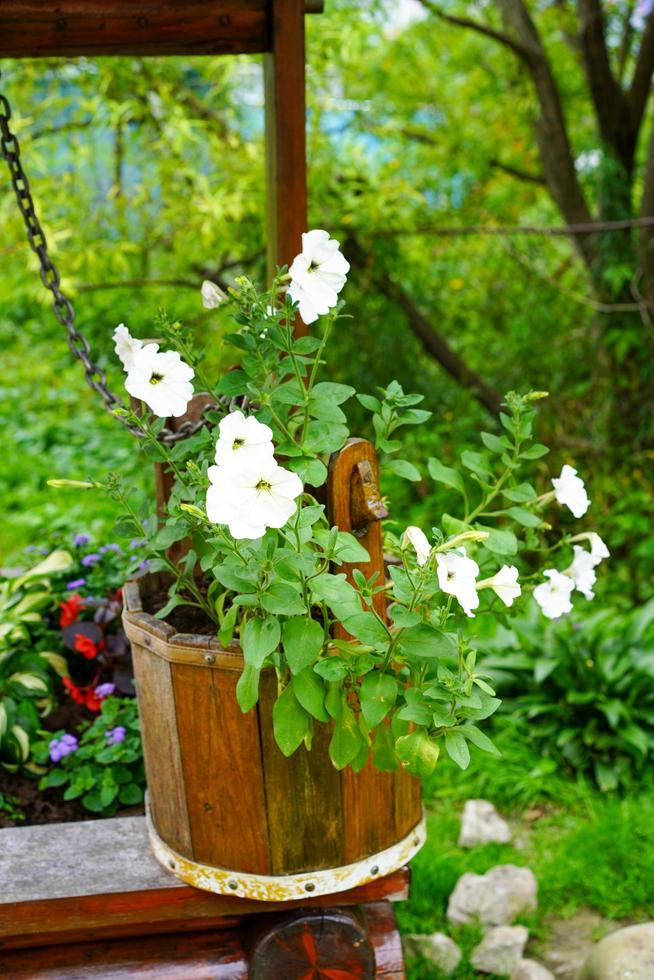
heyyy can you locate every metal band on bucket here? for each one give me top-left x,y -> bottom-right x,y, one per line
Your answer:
146,800 -> 426,902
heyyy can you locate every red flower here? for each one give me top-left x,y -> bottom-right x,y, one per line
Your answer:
59,593 -> 84,628
63,676 -> 85,704
73,633 -> 99,660
84,691 -> 102,712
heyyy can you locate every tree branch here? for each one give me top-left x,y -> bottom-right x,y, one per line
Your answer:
490,157 -> 546,184
577,0 -> 635,173
628,9 -> 654,132
418,0 -> 532,60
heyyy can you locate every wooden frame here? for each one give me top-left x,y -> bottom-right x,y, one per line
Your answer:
0,0 -> 320,294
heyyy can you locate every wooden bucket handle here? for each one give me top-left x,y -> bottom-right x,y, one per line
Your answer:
326,438 -> 388,634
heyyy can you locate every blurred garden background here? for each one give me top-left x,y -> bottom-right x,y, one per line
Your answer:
1,0 -> 654,975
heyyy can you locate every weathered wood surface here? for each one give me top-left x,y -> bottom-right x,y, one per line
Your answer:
264,0 -> 308,334
1,902 -> 403,978
0,815 -> 410,951
0,1 -> 268,57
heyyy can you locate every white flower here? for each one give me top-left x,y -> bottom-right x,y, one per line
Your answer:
588,532 -> 610,564
402,526 -> 432,566
533,569 -> 575,620
214,411 -> 274,467
552,464 -> 590,518
288,229 -> 350,325
206,458 -> 303,540
477,564 -> 521,607
436,548 -> 480,618
201,280 -> 226,309
113,323 -> 147,372
125,344 -> 194,418
569,545 -> 597,600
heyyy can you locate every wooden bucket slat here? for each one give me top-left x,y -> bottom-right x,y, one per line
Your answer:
171,662 -> 271,874
258,672 -> 344,875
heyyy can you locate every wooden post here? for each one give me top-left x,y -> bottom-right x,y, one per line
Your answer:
264,0 -> 308,334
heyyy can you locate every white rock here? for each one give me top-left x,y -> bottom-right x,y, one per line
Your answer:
578,922 -> 654,979
471,925 -> 529,975
459,798 -> 512,847
511,959 -> 555,980
403,932 -> 461,975
447,863 -> 538,926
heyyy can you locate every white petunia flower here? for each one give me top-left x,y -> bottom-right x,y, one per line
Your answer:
201,280 -> 226,309
402,525 -> 432,566
288,229 -> 350,325
436,548 -> 480,618
477,564 -> 521,607
125,344 -> 194,418
206,458 -> 303,540
552,464 -> 590,518
113,323 -> 148,372
533,569 -> 575,620
214,411 -> 274,467
588,532 -> 610,564
569,545 -> 597,600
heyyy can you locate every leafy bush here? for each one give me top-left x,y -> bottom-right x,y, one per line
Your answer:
33,697 -> 145,816
482,600 -> 654,790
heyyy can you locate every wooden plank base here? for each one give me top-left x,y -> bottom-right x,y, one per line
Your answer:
0,816 -> 408,977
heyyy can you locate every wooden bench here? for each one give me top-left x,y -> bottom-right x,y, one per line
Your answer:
0,816 -> 409,977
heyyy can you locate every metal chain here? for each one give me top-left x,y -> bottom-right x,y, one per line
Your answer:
0,70 -> 209,445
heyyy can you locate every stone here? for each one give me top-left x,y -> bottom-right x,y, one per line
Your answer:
447,863 -> 538,927
403,932 -> 461,975
511,959 -> 555,980
578,922 -> 654,979
470,925 -> 529,975
459,798 -> 512,847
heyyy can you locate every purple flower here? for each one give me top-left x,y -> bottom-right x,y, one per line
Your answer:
66,578 -> 87,590
73,533 -> 91,547
105,726 -> 126,746
95,682 -> 116,699
49,733 -> 78,763
139,559 -> 151,571
130,538 -> 146,550
81,553 -> 102,568
99,543 -> 121,554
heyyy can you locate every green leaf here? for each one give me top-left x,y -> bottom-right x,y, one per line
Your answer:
395,730 -> 440,777
260,582 -> 306,616
119,784 -> 144,805
329,700 -> 364,769
502,482 -> 537,503
272,685 -> 311,756
313,529 -> 370,563
357,393 -> 382,413
154,593 -> 186,620
397,624 -> 457,659
480,431 -> 507,453
307,399 -> 347,423
386,459 -> 421,482
461,450 -> 492,478
389,605 -> 421,629
236,664 -> 261,713
311,382 -> 355,404
287,457 -> 328,487
427,458 -> 464,493
372,724 -> 399,772
215,370 -> 248,396
444,730 -> 471,769
359,672 -> 398,726
292,668 -> 329,721
461,725 -> 501,757
314,658 -> 348,682
504,506 -> 542,528
343,612 -> 390,646
478,526 -> 518,556
282,617 -> 324,675
310,573 -> 362,620
521,443 -> 549,459
44,768 -> 68,787
242,617 -> 281,668
304,421 -> 350,454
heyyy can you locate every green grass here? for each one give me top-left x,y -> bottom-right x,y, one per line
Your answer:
398,729 -> 654,978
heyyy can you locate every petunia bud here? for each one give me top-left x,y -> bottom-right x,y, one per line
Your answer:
201,280 -> 227,309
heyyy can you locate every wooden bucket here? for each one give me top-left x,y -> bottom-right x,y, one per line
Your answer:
122,572 -> 424,902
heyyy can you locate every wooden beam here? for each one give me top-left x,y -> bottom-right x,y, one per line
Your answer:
0,816 -> 411,950
264,0 -> 308,333
0,1 -> 269,57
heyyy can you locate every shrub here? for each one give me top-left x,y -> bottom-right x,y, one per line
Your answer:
482,600 -> 654,790
33,696 -> 145,816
